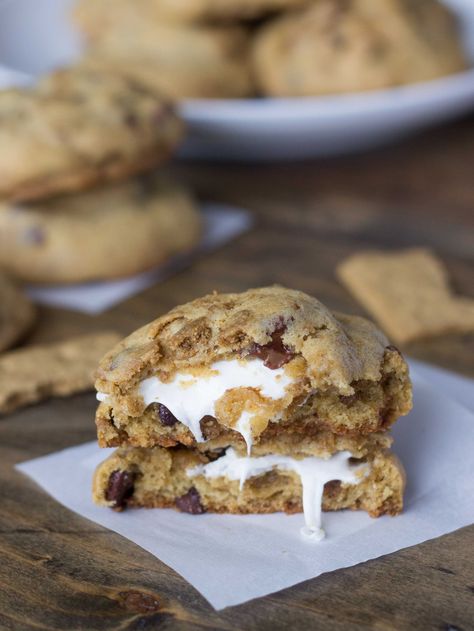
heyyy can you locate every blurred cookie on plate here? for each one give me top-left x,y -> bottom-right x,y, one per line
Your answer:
0,63 -> 183,202
76,4 -> 253,99
252,0 -> 468,97
0,272 -> 35,353
0,176 -> 201,284
75,0 -> 310,25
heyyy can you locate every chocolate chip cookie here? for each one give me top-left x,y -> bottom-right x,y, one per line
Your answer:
94,286 -> 412,450
0,272 -> 35,353
252,0 -> 467,97
0,176 -> 201,284
0,63 -> 183,202
93,441 -> 405,519
92,286 -> 411,538
77,12 -> 253,99
75,0 -> 310,25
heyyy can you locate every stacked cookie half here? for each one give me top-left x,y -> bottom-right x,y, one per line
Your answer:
93,287 -> 412,539
74,0 -> 467,100
0,63 -> 201,285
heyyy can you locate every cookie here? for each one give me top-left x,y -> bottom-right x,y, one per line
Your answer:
337,248 -> 474,345
77,17 -> 253,99
0,176 -> 201,284
0,332 -> 120,415
93,444 -> 405,528
94,287 -> 412,450
75,0 -> 310,25
252,0 -> 467,97
0,272 -> 36,353
0,63 -> 183,202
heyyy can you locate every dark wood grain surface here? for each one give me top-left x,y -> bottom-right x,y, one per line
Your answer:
1,117 -> 474,630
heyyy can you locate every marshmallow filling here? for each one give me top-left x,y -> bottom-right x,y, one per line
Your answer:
188,448 -> 366,541
99,358 -> 296,453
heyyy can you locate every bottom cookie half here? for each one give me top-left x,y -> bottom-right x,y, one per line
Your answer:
93,444 -> 405,534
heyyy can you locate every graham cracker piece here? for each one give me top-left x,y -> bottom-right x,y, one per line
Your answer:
337,248 -> 474,344
0,331 -> 120,415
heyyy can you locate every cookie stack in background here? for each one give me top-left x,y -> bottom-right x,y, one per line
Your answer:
74,0 -> 468,100
0,63 -> 202,285
92,287 -> 412,540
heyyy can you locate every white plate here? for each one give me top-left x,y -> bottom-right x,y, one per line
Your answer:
0,0 -> 474,160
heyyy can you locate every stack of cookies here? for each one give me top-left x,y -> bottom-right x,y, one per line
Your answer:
0,63 -> 201,285
74,0 -> 467,100
93,287 -> 412,539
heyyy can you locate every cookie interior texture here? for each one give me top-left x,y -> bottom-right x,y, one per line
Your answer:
0,63 -> 183,202
0,176 -> 201,284
93,443 -> 405,517
252,0 -> 467,97
95,287 -> 412,448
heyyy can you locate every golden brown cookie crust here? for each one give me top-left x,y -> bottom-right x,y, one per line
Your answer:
0,176 -> 201,284
96,286 -> 391,393
252,0 -> 467,97
0,63 -> 183,202
76,0 -> 310,25
77,11 -> 254,99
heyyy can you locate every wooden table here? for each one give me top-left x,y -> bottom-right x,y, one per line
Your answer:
1,117 -> 473,630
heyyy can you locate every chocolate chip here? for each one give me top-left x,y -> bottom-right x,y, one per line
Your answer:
200,415 -> 220,440
324,480 -> 342,498
124,112 -> 138,127
379,407 -> 392,428
152,101 -> 173,125
22,226 -> 45,245
339,394 -> 357,406
106,470 -> 136,511
117,590 -> 161,614
135,172 -> 158,201
247,323 -> 295,369
175,487 -> 205,514
152,403 -> 178,427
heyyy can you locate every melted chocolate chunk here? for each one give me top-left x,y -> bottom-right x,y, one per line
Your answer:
247,324 -> 295,369
106,470 -> 136,511
339,394 -> 357,406
175,487 -> 205,514
324,480 -> 342,498
200,415 -> 220,440
153,403 -> 179,427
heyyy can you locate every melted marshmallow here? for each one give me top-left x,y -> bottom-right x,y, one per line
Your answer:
188,448 -> 366,541
137,359 -> 294,450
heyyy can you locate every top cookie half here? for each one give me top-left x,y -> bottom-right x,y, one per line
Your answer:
95,287 -> 412,451
0,63 -> 183,202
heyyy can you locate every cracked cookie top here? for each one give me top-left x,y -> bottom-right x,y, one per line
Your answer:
0,62 -> 183,201
95,286 -> 391,397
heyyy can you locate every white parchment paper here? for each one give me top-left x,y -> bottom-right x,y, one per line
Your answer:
26,204 -> 252,314
16,365 -> 474,610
